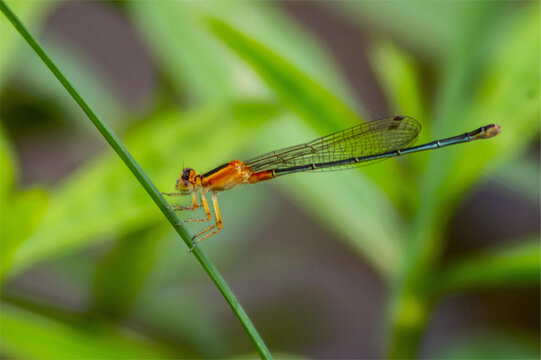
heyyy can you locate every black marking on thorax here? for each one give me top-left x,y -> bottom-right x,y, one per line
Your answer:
202,162 -> 229,178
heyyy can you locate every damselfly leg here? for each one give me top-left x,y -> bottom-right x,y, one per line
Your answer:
181,190 -> 212,223
189,193 -> 223,251
166,192 -> 201,211
164,190 -> 222,252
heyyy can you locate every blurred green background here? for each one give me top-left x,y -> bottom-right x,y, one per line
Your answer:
1,1 -> 539,359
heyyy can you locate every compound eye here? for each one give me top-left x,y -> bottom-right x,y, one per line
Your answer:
181,168 -> 193,180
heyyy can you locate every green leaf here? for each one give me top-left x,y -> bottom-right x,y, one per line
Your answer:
368,40 -> 428,210
280,170 -> 405,277
128,1 -> 355,109
0,0 -> 54,81
200,1 -> 357,106
13,39 -> 126,129
0,121 -> 49,280
435,239 -> 540,294
132,269 -> 230,356
92,226 -> 168,319
370,40 -> 427,130
128,1 -> 236,103
493,157 -> 540,202
0,124 -> 15,201
0,187 -> 48,280
208,17 -> 362,134
432,332 -> 540,360
0,302 -> 178,359
333,1 -> 462,58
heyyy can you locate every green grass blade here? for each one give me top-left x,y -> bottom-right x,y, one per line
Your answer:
0,0 -> 53,81
0,302 -> 178,359
493,158 -> 540,202
367,40 -> 428,211
435,239 -> 540,294
333,1 -> 461,59
128,1 -> 233,103
0,2 -> 272,358
370,41 -> 427,122
92,227 -> 165,318
208,17 -> 361,133
432,332 -> 540,360
0,187 -> 48,280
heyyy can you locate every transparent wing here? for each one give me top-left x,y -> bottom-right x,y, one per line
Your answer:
245,116 -> 421,173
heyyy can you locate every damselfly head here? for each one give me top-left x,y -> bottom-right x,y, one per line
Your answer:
176,167 -> 197,193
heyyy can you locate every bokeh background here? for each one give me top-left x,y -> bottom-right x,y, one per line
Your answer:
1,1 -> 539,359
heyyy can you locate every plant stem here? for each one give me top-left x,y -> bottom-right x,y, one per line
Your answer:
0,1 -> 272,358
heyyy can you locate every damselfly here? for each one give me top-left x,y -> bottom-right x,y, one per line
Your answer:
163,116 -> 500,250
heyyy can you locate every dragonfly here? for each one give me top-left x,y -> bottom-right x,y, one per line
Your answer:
163,116 -> 501,250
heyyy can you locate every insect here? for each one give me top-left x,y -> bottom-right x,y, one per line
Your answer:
163,116 -> 501,251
